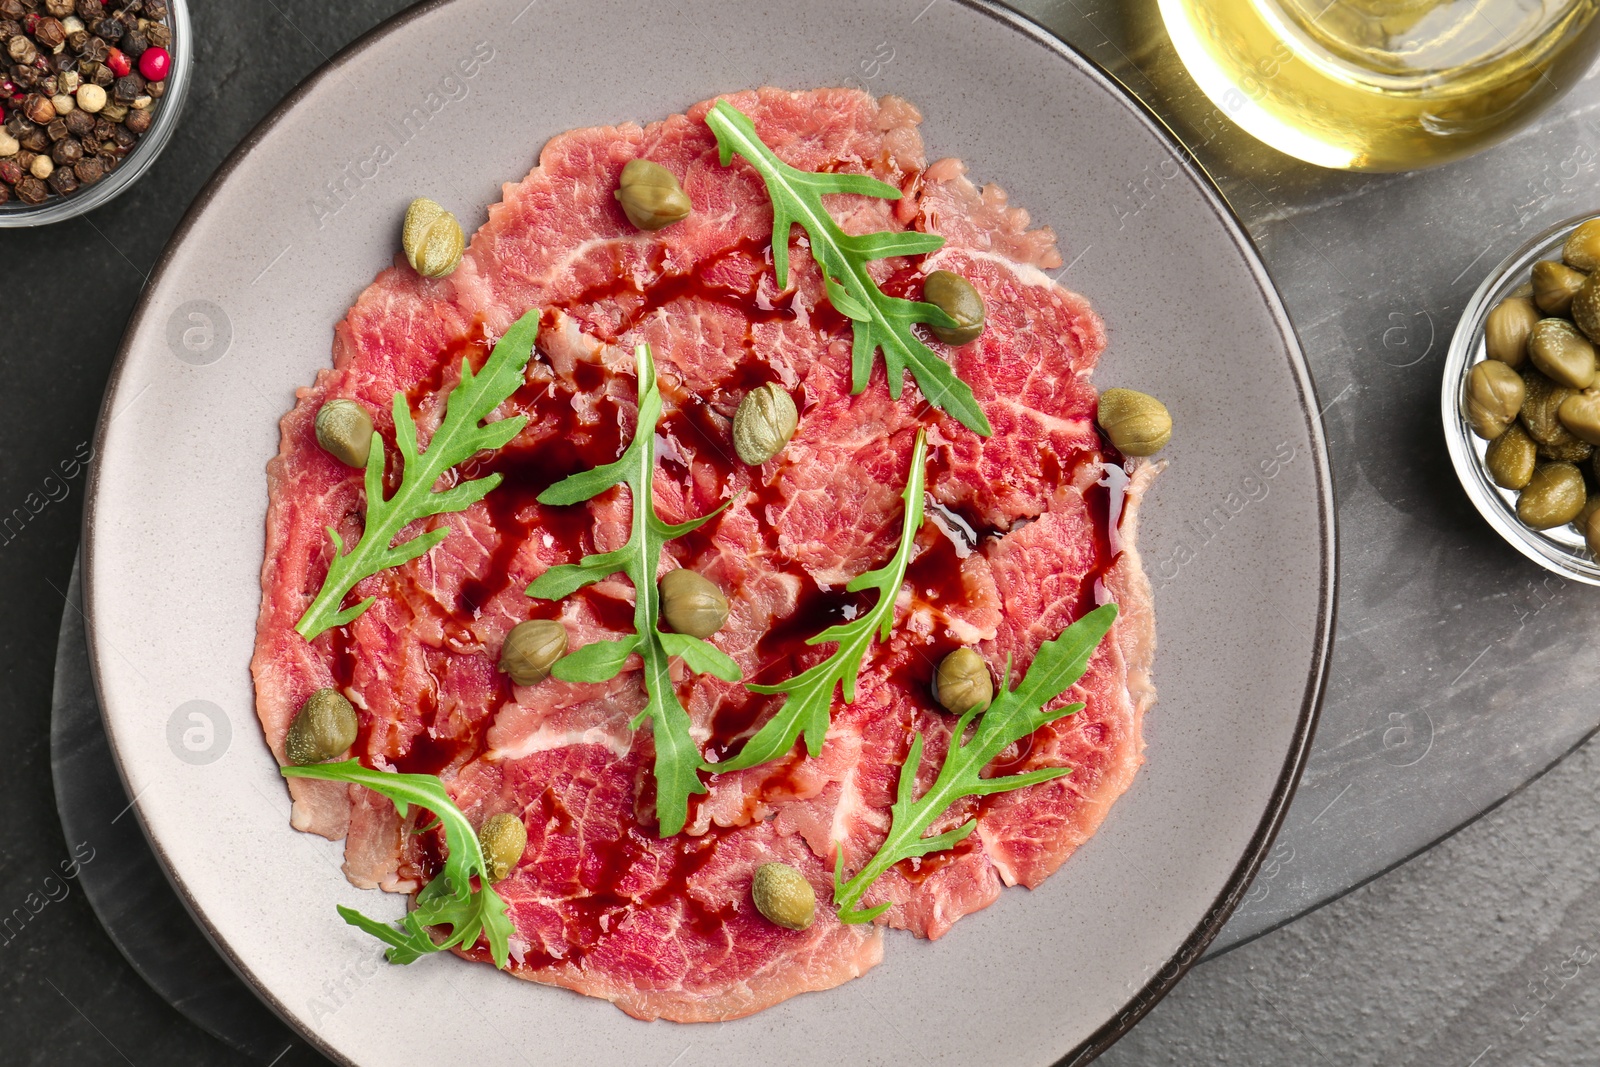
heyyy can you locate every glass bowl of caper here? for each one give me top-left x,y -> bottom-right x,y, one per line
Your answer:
1443,212 -> 1600,586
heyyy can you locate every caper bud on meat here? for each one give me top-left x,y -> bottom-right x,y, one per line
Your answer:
658,568 -> 728,639
286,688 -> 359,765
1464,361 -> 1524,440
402,196 -> 464,278
314,399 -> 374,468
1563,218 -> 1600,272
732,382 -> 798,465
1559,389 -> 1600,446
614,159 -> 691,230
1527,318 -> 1597,389
1532,259 -> 1587,315
923,270 -> 986,345
1097,387 -> 1173,457
1520,369 -> 1582,450
1517,463 -> 1587,529
1571,273 -> 1600,344
477,812 -> 527,883
933,646 -> 993,715
498,619 -> 567,685
1484,422 -> 1537,490
1484,295 -> 1540,368
751,861 -> 815,931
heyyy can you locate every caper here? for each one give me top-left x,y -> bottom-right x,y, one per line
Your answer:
1563,218 -> 1600,271
1485,422 -> 1537,490
1097,387 -> 1173,457
614,159 -> 691,230
1484,295 -> 1540,368
1584,505 -> 1600,557
1517,463 -> 1587,529
923,270 -> 986,345
1559,390 -> 1600,446
314,399 -> 374,468
932,647 -> 994,715
658,568 -> 728,639
732,383 -> 798,465
402,197 -> 464,278
498,619 -> 567,685
1527,318 -> 1597,389
1532,260 -> 1587,315
286,688 -> 359,765
1520,369 -> 1583,451
477,812 -> 527,883
1571,273 -> 1600,343
751,862 -> 815,931
1465,360 -> 1526,439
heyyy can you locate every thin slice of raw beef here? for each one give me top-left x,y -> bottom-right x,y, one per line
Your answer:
252,86 -> 1157,1021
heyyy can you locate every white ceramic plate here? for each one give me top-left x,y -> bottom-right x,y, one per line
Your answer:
84,2 -> 1334,1063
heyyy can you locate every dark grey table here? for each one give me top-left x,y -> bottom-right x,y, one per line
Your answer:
14,1 -> 1600,1064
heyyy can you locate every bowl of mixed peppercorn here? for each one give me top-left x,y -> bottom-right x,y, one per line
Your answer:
0,0 -> 188,224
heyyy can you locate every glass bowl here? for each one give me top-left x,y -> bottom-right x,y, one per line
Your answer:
1442,212 -> 1600,586
0,0 -> 191,227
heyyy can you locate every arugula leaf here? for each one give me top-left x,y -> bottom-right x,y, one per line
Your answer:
295,310 -> 539,641
281,760 -> 513,968
832,603 -> 1119,923
524,343 -> 740,837
710,429 -> 928,774
704,101 -> 992,437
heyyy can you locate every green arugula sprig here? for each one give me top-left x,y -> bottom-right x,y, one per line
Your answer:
295,310 -> 540,641
832,603 -> 1119,923
281,760 -> 513,967
712,429 -> 928,774
704,101 -> 992,437
525,343 -> 740,837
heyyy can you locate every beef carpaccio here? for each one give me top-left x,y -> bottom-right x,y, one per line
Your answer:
252,87 -> 1158,1022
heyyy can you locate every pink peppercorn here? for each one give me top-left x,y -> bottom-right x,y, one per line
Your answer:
138,46 -> 168,81
105,47 -> 130,77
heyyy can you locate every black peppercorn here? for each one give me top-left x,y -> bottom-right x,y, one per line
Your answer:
7,32 -> 36,63
49,134 -> 77,162
0,18 -> 20,39
61,107 -> 89,135
11,147 -> 32,169
111,70 -> 138,101
0,0 -> 24,20
109,121 -> 132,148
89,16 -> 118,40
64,26 -> 84,50
71,153 -> 100,183
51,50 -> 74,71
44,116 -> 64,139
43,0 -> 71,16
0,183 -> 10,205
90,115 -> 111,139
88,59 -> 107,84
45,165 -> 74,193
74,0 -> 101,19
78,35 -> 103,60
145,77 -> 162,98
36,71 -> 54,95
11,61 -> 36,87
0,156 -> 21,185
34,16 -> 63,49
144,21 -> 165,48
118,27 -> 143,57
3,112 -> 29,137
122,104 -> 149,134
141,0 -> 164,16
18,126 -> 45,151
13,174 -> 44,203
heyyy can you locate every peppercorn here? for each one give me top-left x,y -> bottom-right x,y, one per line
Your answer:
43,0 -> 71,17
143,21 -> 164,48
0,0 -> 25,20
0,19 -> 20,39
63,26 -> 83,50
89,114 -> 110,138
0,130 -> 13,156
34,16 -> 62,50
54,56 -> 77,78
71,152 -> 98,182
90,16 -> 118,40
43,115 -> 62,137
144,76 -> 160,98
45,163 -> 73,193
7,33 -> 35,63
0,156 -> 20,184
12,62 -> 38,88
17,125 -> 43,150
108,120 -> 131,147
78,35 -> 103,61
4,111 -> 28,135
0,183 -> 10,204
117,26 -> 143,57
14,146 -> 33,168
122,103 -> 147,133
28,151 -> 50,178
111,70 -> 138,101
88,59 -> 108,84
74,0 -> 101,20
21,91 -> 50,122
49,133 -> 76,162
14,174 -> 44,202
141,0 -> 164,17
135,41 -> 162,79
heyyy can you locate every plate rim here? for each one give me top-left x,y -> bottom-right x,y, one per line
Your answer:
81,2 -> 1337,1063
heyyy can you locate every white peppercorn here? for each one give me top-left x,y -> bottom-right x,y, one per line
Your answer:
29,153 -> 52,179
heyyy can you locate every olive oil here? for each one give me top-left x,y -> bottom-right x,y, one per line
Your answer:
1159,0 -> 1600,170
